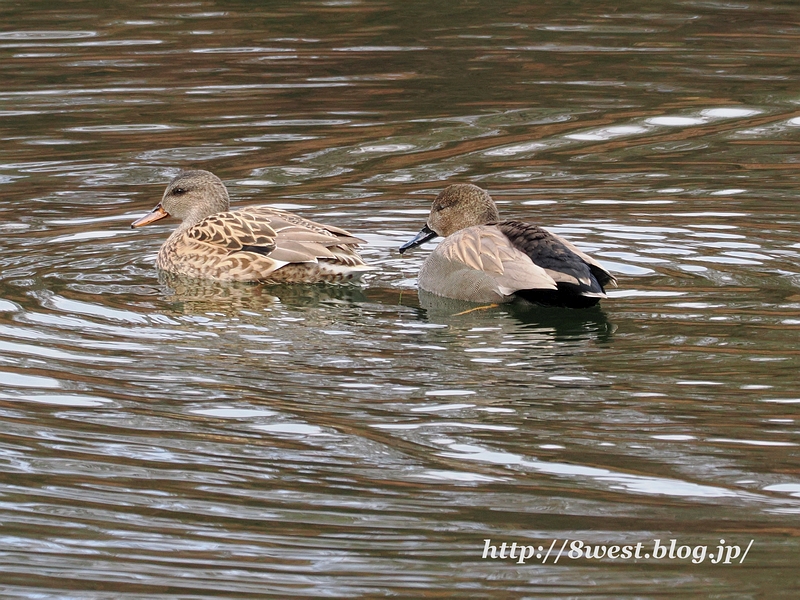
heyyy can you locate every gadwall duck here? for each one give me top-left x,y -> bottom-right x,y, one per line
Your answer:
132,170 -> 373,283
398,183 -> 616,308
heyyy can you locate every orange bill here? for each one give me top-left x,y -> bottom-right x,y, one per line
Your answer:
131,204 -> 170,228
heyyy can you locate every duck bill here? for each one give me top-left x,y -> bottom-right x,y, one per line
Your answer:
131,204 -> 170,229
399,225 -> 438,254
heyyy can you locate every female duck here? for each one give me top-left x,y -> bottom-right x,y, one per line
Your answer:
399,183 -> 616,308
132,170 -> 373,283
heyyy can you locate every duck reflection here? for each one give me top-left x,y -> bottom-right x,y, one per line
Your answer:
417,289 -> 615,342
159,271 -> 369,313
158,272 -> 614,343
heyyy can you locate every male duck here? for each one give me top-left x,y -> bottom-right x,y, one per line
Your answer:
399,183 -> 616,308
132,170 -> 373,283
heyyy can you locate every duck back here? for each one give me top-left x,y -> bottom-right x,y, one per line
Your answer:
497,221 -> 611,308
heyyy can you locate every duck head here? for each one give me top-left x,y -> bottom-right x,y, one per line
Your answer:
399,183 -> 499,253
131,170 -> 231,229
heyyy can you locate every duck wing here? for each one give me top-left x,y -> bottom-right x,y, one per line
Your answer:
251,208 -> 367,245
418,226 -> 558,302
497,221 -> 614,296
258,209 -> 368,267
548,234 -> 617,289
186,210 -> 276,251
186,207 -> 367,266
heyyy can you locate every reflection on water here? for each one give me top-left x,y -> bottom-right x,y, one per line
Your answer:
1,0 -> 799,596
159,272 -> 373,313
417,289 -> 616,343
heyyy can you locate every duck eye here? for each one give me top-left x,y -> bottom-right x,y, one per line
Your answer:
172,187 -> 187,196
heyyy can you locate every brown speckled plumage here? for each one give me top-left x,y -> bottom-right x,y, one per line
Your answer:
132,170 -> 373,283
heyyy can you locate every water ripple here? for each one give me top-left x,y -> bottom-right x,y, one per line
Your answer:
0,1 -> 799,595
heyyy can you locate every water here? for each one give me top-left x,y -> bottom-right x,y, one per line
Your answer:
1,0 -> 799,597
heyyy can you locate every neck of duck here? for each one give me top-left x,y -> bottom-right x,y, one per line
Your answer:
175,205 -> 219,233
172,188 -> 230,237
478,203 -> 500,225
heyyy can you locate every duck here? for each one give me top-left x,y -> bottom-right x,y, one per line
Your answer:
131,170 -> 374,283
398,183 -> 616,308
